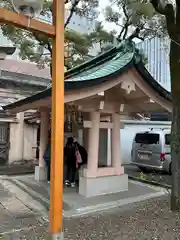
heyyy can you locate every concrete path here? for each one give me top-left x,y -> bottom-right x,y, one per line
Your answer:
0,174 -> 170,239
0,180 -> 48,239
0,174 -> 167,218
64,195 -> 180,240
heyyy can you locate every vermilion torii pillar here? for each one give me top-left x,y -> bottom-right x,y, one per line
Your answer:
0,1 -> 65,238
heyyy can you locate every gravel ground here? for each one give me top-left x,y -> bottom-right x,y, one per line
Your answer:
2,195 -> 180,239
64,195 -> 180,240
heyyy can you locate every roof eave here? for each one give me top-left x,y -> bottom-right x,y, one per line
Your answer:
3,59 -> 172,112
2,60 -> 135,111
134,61 -> 171,102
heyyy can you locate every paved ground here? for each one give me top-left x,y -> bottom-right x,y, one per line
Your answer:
1,193 -> 180,239
0,173 -> 169,239
0,160 -> 36,176
0,162 -> 172,187
2,174 -> 166,218
0,170 -> 174,239
64,195 -> 180,240
0,181 -> 48,239
124,164 -> 172,186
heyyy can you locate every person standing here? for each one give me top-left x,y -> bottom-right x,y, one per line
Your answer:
74,141 -> 88,185
64,137 -> 76,187
44,140 -> 51,183
74,141 -> 87,167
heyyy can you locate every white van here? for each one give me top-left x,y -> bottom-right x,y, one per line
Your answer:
131,129 -> 171,174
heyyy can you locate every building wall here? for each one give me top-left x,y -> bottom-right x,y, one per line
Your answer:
136,37 -> 171,91
23,123 -> 37,160
8,115 -> 38,163
8,113 -> 24,163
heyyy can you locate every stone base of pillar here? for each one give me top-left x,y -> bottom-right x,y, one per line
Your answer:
79,174 -> 128,197
34,166 -> 47,181
51,232 -> 64,239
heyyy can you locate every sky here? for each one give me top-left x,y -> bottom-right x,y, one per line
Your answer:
98,0 -> 121,33
97,0 -> 140,43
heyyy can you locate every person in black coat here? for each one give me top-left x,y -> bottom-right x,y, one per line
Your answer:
64,137 -> 76,187
44,140 -> 51,182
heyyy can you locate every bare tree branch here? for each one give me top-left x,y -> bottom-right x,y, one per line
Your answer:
128,27 -> 141,40
118,25 -> 125,39
122,23 -> 129,39
50,0 -> 80,29
47,42 -> 52,55
45,0 -> 81,64
122,4 -> 128,20
117,4 -> 130,40
122,4 -> 130,40
64,0 -> 80,28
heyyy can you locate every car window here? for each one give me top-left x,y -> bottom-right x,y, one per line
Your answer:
165,134 -> 170,145
135,133 -> 160,144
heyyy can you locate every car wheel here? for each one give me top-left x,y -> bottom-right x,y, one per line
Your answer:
169,162 -> 172,175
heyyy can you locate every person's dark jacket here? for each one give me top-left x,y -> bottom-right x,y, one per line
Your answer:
64,144 -> 76,168
44,142 -> 51,166
78,145 -> 88,166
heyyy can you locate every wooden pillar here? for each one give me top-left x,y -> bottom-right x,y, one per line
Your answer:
87,111 -> 100,175
49,0 -> 64,237
17,112 -> 25,161
107,128 -> 112,166
111,113 -> 121,169
39,109 -> 50,167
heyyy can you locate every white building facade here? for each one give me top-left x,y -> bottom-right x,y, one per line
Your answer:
136,37 -> 171,92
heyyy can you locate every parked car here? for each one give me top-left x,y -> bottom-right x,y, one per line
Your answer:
131,129 -> 171,174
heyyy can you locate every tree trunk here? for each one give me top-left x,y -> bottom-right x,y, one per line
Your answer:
170,39 -> 180,211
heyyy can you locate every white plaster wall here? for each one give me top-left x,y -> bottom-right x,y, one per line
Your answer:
8,121 -> 23,163
23,123 -> 37,160
9,120 -> 38,163
8,112 -> 25,163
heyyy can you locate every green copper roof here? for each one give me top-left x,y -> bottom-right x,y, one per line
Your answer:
65,40 -> 136,82
3,39 -> 171,111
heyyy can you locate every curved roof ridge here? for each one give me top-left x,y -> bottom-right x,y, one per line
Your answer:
3,39 -> 172,112
65,39 -> 136,80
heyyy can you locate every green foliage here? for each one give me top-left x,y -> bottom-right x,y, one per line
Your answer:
0,0 -> 100,70
87,21 -> 115,54
104,0 -> 167,40
64,29 -> 92,68
139,171 -> 147,180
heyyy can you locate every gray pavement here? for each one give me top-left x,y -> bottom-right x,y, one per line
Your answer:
0,160 -> 36,176
0,194 -> 179,240
1,174 -> 167,218
64,195 -> 180,240
0,181 -> 48,239
0,173 -> 171,239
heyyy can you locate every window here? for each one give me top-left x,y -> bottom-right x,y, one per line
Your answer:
165,134 -> 170,145
135,133 -> 160,144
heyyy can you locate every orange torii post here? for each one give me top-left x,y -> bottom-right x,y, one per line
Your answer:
0,1 -> 64,238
